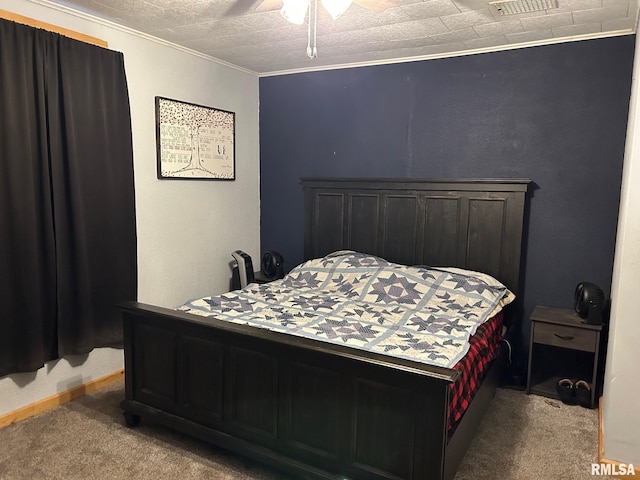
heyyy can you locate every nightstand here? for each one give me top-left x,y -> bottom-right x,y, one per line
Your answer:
230,270 -> 278,291
252,271 -> 276,285
526,305 -> 603,408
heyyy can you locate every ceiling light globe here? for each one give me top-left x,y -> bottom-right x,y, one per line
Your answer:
321,0 -> 352,19
280,0 -> 309,24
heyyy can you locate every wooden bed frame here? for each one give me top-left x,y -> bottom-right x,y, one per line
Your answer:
121,178 -> 530,480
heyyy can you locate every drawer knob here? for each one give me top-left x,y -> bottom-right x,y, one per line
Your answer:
554,333 -> 575,341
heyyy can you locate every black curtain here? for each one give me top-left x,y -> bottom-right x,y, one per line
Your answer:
0,20 -> 137,377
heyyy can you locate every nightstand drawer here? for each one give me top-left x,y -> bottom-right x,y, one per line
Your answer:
534,322 -> 597,352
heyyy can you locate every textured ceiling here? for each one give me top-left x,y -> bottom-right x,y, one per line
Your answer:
50,0 -> 637,74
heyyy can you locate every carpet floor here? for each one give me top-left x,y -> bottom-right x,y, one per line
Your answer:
0,381 -> 608,479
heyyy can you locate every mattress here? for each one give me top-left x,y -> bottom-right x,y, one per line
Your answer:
179,251 -> 514,370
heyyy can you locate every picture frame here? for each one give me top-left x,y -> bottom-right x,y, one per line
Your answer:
155,96 -> 235,180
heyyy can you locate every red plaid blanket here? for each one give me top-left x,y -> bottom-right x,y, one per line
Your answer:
448,311 -> 504,430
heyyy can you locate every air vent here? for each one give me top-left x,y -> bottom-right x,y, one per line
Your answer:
490,0 -> 558,15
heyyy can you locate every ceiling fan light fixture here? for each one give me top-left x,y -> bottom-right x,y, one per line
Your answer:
321,0 -> 352,19
281,0 -> 309,24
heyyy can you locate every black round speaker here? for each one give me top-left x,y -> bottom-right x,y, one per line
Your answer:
574,282 -> 606,325
262,251 -> 284,279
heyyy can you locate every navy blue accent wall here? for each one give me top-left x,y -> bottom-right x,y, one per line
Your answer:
259,36 -> 634,358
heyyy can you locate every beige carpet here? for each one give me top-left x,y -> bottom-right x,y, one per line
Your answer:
0,381 -> 608,480
454,387 -> 607,480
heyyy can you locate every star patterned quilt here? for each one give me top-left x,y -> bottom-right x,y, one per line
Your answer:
178,251 -> 514,369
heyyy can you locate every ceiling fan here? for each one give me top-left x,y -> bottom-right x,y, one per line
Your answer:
225,0 -> 397,59
225,0 -> 397,18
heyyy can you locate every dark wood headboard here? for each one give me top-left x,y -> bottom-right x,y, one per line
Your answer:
302,178 -> 530,299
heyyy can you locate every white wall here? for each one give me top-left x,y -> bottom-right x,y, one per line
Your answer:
602,23 -> 640,466
0,0 -> 260,416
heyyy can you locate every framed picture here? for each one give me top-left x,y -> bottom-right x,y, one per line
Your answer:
155,96 -> 235,180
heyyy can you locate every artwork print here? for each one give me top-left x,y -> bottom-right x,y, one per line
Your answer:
156,97 -> 235,180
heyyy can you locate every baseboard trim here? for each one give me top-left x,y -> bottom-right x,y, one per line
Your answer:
598,397 -> 639,477
0,369 -> 124,429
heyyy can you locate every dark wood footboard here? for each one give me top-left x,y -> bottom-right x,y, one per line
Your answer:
121,301 -> 505,480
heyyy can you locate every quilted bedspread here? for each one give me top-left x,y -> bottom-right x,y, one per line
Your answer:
178,251 -> 514,369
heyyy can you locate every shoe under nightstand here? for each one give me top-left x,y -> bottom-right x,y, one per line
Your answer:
525,305 -> 604,408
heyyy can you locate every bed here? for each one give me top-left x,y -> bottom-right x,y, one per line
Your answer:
120,177 -> 530,480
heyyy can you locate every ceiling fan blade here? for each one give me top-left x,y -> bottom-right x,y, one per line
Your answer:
224,0 -> 263,16
353,0 -> 397,12
254,0 -> 283,12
